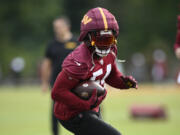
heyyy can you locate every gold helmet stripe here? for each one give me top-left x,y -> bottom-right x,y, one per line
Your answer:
98,8 -> 108,30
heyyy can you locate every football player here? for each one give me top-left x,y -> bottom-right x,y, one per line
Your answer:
51,7 -> 138,135
174,15 -> 180,85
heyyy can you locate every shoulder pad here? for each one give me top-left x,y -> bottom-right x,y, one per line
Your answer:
62,43 -> 93,79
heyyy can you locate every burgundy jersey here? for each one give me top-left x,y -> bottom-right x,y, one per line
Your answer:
63,44 -> 116,85
52,43 -> 126,120
174,15 -> 180,50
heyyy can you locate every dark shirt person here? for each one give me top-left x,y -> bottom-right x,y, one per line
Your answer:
40,16 -> 78,135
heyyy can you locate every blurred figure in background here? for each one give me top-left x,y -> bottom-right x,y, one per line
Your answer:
174,15 -> 180,85
10,57 -> 25,85
129,53 -> 148,82
40,16 -> 78,135
151,49 -> 167,82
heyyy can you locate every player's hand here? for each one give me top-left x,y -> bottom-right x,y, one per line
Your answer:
86,89 -> 98,109
121,76 -> 138,89
71,89 -> 97,111
94,89 -> 107,107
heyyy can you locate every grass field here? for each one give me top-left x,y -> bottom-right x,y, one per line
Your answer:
0,84 -> 180,135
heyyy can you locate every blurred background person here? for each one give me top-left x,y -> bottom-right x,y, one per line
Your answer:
174,15 -> 180,85
151,49 -> 167,82
129,53 -> 148,82
40,16 -> 78,135
10,57 -> 25,85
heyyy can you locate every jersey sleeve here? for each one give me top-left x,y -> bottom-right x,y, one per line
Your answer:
174,15 -> 180,50
62,53 -> 89,80
105,61 -> 128,89
51,69 -> 91,110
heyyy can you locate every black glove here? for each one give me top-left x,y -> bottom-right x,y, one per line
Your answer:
121,76 -> 138,89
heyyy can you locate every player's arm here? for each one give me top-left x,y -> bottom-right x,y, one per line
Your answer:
174,15 -> 180,59
105,61 -> 138,89
40,58 -> 52,92
51,68 -> 97,110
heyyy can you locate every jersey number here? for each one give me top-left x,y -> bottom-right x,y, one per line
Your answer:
90,64 -> 112,85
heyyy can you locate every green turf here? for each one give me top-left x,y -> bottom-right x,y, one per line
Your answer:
0,84 -> 180,135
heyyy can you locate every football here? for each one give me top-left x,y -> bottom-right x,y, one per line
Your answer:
71,81 -> 105,100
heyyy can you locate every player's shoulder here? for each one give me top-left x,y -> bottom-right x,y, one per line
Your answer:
45,39 -> 57,56
62,43 -> 93,79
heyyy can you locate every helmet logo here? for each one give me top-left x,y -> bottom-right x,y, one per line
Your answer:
82,15 -> 92,25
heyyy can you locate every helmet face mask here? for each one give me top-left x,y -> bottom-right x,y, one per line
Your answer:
89,30 -> 116,57
94,46 -> 111,57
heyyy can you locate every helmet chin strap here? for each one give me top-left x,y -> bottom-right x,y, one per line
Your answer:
95,47 -> 110,57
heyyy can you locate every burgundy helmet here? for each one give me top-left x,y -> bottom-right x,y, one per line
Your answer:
78,7 -> 119,41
